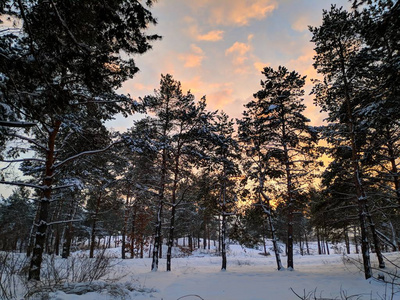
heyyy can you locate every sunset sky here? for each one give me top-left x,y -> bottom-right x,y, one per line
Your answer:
109,0 -> 351,131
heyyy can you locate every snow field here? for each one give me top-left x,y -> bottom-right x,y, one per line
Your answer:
48,243 -> 400,300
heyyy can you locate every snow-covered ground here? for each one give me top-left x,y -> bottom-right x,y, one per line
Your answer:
46,242 -> 400,300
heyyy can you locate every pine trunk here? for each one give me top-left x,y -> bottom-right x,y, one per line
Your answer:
367,212 -> 385,268
386,128 -> 400,207
283,144 -> 294,270
166,204 -> 176,271
338,36 -> 372,279
28,120 -> 61,281
151,202 -> 163,271
167,147 -> 181,272
221,169 -> 227,271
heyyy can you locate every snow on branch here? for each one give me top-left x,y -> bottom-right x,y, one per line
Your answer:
5,133 -> 47,151
52,184 -> 76,191
1,158 -> 46,164
53,141 -> 122,169
0,180 -> 45,190
33,218 -> 82,227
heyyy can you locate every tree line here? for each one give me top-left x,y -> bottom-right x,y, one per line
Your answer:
0,0 -> 399,281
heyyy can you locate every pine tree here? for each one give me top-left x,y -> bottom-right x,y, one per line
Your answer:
0,187 -> 34,251
352,0 -> 400,208
143,74 -> 213,271
241,66 -> 318,270
0,0 -> 159,280
207,112 -> 240,271
310,4 -> 391,278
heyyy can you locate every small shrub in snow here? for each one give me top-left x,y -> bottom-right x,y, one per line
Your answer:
0,252 -> 29,300
235,259 -> 252,266
24,249 -> 132,299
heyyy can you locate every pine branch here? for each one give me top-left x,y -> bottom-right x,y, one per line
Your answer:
53,141 -> 122,169
0,180 -> 44,190
0,120 -> 36,128
5,133 -> 47,151
1,158 -> 46,164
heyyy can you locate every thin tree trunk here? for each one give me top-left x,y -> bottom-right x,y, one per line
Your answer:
89,192 -> 102,258
299,234 -> 303,256
325,240 -> 330,255
140,238 -> 144,258
344,226 -> 350,255
366,212 -> 385,268
130,205 -> 136,259
61,198 -> 76,259
203,223 -> 207,250
151,150 -> 166,271
62,221 -> 73,259
304,231 -> 310,255
167,145 -> 181,272
261,191 -> 283,270
317,228 -> 322,255
283,142 -> 294,270
188,235 -> 193,252
121,193 -> 130,259
221,167 -> 227,271
166,204 -> 176,271
354,225 -> 359,254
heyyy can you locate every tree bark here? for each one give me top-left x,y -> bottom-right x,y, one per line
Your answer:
89,192 -> 102,258
28,120 -> 61,281
221,166 -> 227,271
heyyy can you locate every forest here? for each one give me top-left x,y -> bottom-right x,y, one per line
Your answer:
0,0 -> 399,295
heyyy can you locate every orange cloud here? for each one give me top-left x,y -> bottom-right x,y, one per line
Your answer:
225,41 -> 252,72
197,30 -> 224,41
225,42 -> 251,56
254,61 -> 269,72
209,0 -> 277,26
179,44 -> 205,68
180,76 -> 204,95
185,0 -> 277,26
184,18 -> 224,42
206,89 -> 234,110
